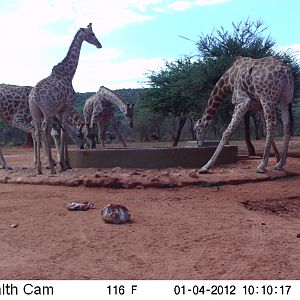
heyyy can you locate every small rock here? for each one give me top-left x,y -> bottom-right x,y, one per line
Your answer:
67,201 -> 94,211
150,177 -> 160,183
131,171 -> 141,176
171,173 -> 181,178
10,224 -> 19,228
111,167 -> 121,173
188,171 -> 198,178
135,184 -> 145,189
297,233 -> 300,238
101,204 -> 131,224
160,171 -> 170,177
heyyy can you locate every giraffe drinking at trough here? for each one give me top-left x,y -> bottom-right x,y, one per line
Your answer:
83,86 -> 134,148
194,56 -> 294,174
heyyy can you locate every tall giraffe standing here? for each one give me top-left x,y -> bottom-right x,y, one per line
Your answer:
0,84 -> 88,170
83,86 -> 134,148
194,56 -> 294,173
29,23 -> 101,174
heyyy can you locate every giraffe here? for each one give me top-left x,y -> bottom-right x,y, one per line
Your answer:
29,23 -> 101,174
0,84 -> 88,170
194,56 -> 294,174
0,84 -> 32,170
83,86 -> 134,148
49,106 -> 91,156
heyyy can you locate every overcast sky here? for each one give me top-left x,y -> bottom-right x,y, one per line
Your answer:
0,0 -> 299,92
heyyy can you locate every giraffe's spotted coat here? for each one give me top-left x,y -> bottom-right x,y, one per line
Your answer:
194,56 -> 294,173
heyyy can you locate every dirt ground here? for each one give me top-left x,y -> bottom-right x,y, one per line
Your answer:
0,140 -> 300,280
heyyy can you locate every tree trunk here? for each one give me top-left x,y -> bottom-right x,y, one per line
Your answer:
252,113 -> 261,140
289,103 -> 294,136
189,116 -> 196,140
243,111 -> 256,156
172,115 -> 187,147
22,133 -> 33,147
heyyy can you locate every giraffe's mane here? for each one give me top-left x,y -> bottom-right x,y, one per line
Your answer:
99,86 -> 126,105
51,29 -> 83,77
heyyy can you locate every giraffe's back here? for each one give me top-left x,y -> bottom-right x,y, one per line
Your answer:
0,84 -> 32,124
231,56 -> 293,104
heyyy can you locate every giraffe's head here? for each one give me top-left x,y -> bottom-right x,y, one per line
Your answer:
125,103 -> 134,128
68,122 -> 87,149
193,116 -> 211,147
85,122 -> 98,149
81,23 -> 102,49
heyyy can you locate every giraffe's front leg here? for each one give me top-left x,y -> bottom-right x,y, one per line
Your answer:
111,119 -> 127,148
59,129 -> 68,171
199,100 -> 250,173
59,114 -> 72,171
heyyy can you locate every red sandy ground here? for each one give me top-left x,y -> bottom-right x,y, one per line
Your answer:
0,139 -> 300,280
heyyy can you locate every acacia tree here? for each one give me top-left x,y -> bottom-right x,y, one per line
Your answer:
145,57 -> 205,146
145,19 -> 300,146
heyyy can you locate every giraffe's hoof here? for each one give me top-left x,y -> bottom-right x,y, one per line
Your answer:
198,167 -> 209,174
274,164 -> 283,171
60,166 -> 68,172
256,167 -> 267,173
65,163 -> 72,170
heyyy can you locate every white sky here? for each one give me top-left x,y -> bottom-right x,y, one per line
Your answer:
0,0 -> 299,92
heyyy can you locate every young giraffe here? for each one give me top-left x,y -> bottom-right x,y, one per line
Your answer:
194,56 -> 294,174
83,86 -> 134,148
0,84 -> 88,170
29,23 -> 101,174
51,106 -> 90,156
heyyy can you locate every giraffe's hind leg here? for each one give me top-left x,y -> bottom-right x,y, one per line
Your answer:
274,103 -> 290,170
42,117 -> 56,174
256,101 -> 276,173
256,110 -> 281,162
0,149 -> 12,170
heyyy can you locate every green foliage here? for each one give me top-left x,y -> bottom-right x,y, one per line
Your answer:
197,19 -> 275,60
145,57 -> 204,117
144,18 -> 300,142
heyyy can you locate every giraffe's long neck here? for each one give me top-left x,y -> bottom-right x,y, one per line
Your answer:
99,87 -> 127,116
202,72 -> 233,123
51,30 -> 85,81
68,107 -> 84,127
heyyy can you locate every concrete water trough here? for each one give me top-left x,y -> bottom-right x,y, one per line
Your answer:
69,142 -> 238,169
